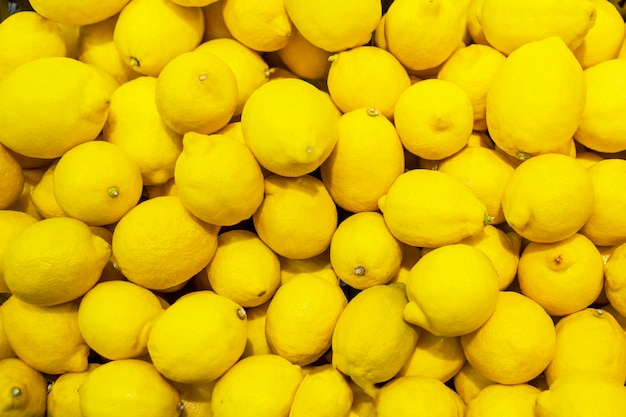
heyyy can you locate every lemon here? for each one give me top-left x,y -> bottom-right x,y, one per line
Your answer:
576,150 -> 605,168
403,244 -> 500,337
241,78 -> 340,177
88,226 -> 125,282
240,300 -> 272,358
113,0 -> 204,76
279,250 -> 333,284
573,0 -> 624,69
47,363 -> 100,417
0,56 -> 110,159
211,353 -> 304,417
6,168 -> 45,221
0,296 -> 89,374
29,162 -> 66,219
0,144 -> 23,210
174,133 -> 264,227
169,380 -> 215,417
534,373 -> 626,417
29,0 -> 130,25
0,357 -> 47,417
111,196 -> 220,291
575,59 -> 626,153
320,107 -> 405,213
466,0 -> 488,45
605,242 -> 626,316
289,364 -> 353,417
452,361 -> 496,404
79,359 -> 181,417
486,37 -> 585,159
205,229 -> 281,307
148,290 -> 247,384
172,0 -> 218,5
437,43 -> 506,131
464,383 -> 541,417
222,0 -> 291,52
460,291 -> 557,385
376,375 -> 465,417
0,304 -> 16,360
388,244 -> 422,285
385,0 -> 466,72
332,283 -> 420,397
276,26 -> 332,81
544,308 -> 626,385
215,121 -> 244,143
501,153 -> 595,243
253,174 -> 337,260
0,11 -> 66,81
518,233 -> 604,316
330,212 -> 403,290
347,380 -> 377,417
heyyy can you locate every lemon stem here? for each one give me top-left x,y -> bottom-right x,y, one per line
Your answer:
328,54 -> 338,63
129,57 -> 140,67
354,266 -> 365,276
198,74 -> 208,81
177,402 -> 185,413
516,151 -> 531,161
236,307 -> 247,320
108,187 -> 120,198
484,213 -> 494,225
594,309 -> 605,318
11,387 -> 22,398
366,108 -> 379,117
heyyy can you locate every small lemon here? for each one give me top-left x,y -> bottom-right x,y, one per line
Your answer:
320,107 -> 405,213
605,242 -> 626,316
111,196 -> 220,291
174,133 -> 264,227
30,162 -> 66,219
147,290 -> 247,384
47,363 -> 100,417
289,364 -> 353,417
452,361 -> 496,404
205,229 -> 281,307
169,380 -> 216,417
501,153 -> 595,243
6,167 -> 46,220
253,174 -> 337,260
388,244 -> 422,285
403,244 -> 500,337
0,357 -> 47,417
276,26 -> 332,81
466,0 -> 488,45
348,380 -> 377,417
0,144 -> 24,210
0,303 -> 16,360
78,359 -> 181,417
211,353 -> 304,417
460,291 -> 557,385
240,300 -> 272,358
222,0 -> 291,52
573,0 -> 625,69
29,0 -> 130,25
279,250 -> 333,284
242,78 -> 340,177
0,296 -> 90,374
464,383 -> 541,417
88,226 -> 125,282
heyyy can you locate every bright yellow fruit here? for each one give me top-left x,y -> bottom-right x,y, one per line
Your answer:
452,361 -> 496,404
111,196 -> 220,291
501,153 -> 594,243
29,0 -> 130,25
0,303 -> 16,360
222,0 -> 291,52
78,359 -> 181,417
573,0 -> 624,68
279,250 -> 333,284
388,244 -> 422,285
172,0 -> 218,5
30,161 -> 66,219
276,26 -> 332,81
605,242 -> 626,316
211,354 -> 304,417
174,133 -> 264,226
0,357 -> 47,417
0,56 -> 110,159
240,300 -> 272,358
0,296 -> 90,374
253,174 -> 337,260
0,144 -> 23,210
464,383 -> 541,417
168,380 -> 216,417
466,0 -> 488,45
518,233 -> 604,316
486,36 -> 586,159
289,364 -> 353,417
241,78 -> 341,177
6,166 -> 46,220
205,229 -> 281,307
47,363 -> 100,417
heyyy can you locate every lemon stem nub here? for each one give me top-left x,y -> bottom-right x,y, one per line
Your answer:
516,151 -> 531,161
366,108 -> 379,117
484,213 -> 495,225
11,387 -> 22,398
108,187 -> 120,198
306,146 -> 314,154
354,266 -> 365,276
198,74 -> 208,81
129,57 -> 140,67
236,307 -> 247,320
177,402 -> 185,413
594,309 -> 605,318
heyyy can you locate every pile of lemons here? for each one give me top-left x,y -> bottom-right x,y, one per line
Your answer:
2,0 -> 626,416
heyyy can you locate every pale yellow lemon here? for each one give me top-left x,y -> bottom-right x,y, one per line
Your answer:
47,363 -> 100,417
29,0 -> 130,25
202,0 -> 233,41
289,364 -> 353,417
605,242 -> 626,316
464,383 -> 541,417
452,361 -> 495,404
29,162 -> 66,219
320,107 -> 405,213
0,144 -> 23,210
460,291 -> 556,385
0,357 -> 47,417
573,0 -> 625,69
276,26 -> 332,81
222,0 -> 291,52
240,300 -> 272,358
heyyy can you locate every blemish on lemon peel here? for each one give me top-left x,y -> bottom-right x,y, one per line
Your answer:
594,308 -> 605,318
516,151 -> 531,160
198,74 -> 208,81
108,187 -> 120,198
367,108 -> 379,117
306,146 -> 314,153
177,402 -> 185,413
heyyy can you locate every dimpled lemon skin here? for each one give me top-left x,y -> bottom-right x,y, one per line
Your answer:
29,0 -> 130,25
464,383 -> 540,417
47,363 -> 100,417
605,242 -> 626,316
0,357 -> 48,417
289,364 -> 353,417
0,210 -> 38,293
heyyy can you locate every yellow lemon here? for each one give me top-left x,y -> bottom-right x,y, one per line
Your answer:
376,375 -> 465,417
241,78 -> 340,177
284,0 -> 380,52
211,353 -> 304,417
348,380 -> 377,417
6,167 -> 46,221
452,361 -> 496,404
289,363 -> 353,417
172,0 -> 218,5
174,133 -> 264,226
573,0 -> 625,69
222,0 -> 291,52
326,46 -> 411,120
544,307 -> 626,385
88,226 -> 125,282
53,141 -> 143,226
0,11 -> 66,81
0,144 -> 23,210
147,290 -> 246,384
576,150 -> 605,168
47,363 -> 100,417
29,0 -> 130,25
320,107 -> 405,213
240,300 -> 272,358
605,242 -> 626,316
501,153 -> 595,243
378,169 -> 490,248
332,283 -> 420,397
394,79 -> 473,160
330,211 -> 403,290
279,250 -> 333,284
385,0 -> 467,72
0,296 -> 89,374
0,56 -> 110,159
265,273 -> 346,366
388,244 -> 422,285
466,0 -> 488,45
111,196 -> 220,291
460,291 -> 557,385
252,174 -> 337,260
479,0 -> 596,55
464,383 -> 541,417
518,233 -> 604,316
30,162 -> 66,219
437,44 -> 506,131
486,36 -> 585,159
205,229 -> 281,307
534,373 -> 626,417
575,59 -> 626,153
0,303 -> 16,360
3,216 -> 110,306
0,357 -> 47,417
77,280 -> 164,360
403,244 -> 500,337
276,26 -> 332,81
201,0 -> 233,41
113,0 -> 204,76
78,359 -> 181,417
169,380 -> 215,417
